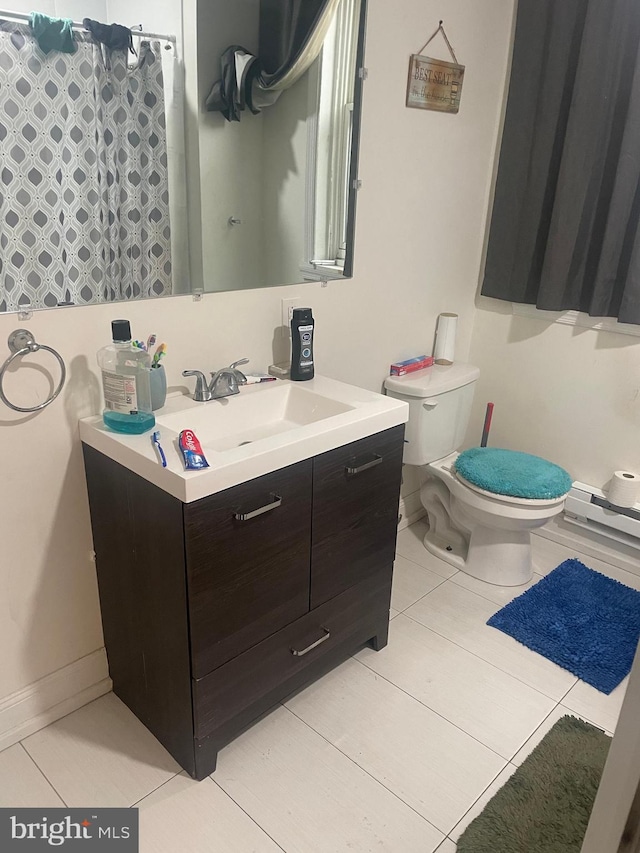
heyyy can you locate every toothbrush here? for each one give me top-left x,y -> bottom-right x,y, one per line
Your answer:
244,375 -> 277,384
151,431 -> 167,467
152,343 -> 167,367
146,334 -> 157,352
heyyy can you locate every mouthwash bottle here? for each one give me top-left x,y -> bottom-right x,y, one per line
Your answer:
97,320 -> 155,434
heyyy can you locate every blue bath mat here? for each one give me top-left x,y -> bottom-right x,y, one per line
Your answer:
488,560 -> 640,694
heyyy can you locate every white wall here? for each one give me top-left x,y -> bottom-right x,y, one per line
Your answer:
0,0 -> 515,730
193,0 -> 265,292
463,0 -> 640,492
1,0 -> 106,18
467,300 -> 640,489
262,71 -> 310,285
105,0 -> 177,34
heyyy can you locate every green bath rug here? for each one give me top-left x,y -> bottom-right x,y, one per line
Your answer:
457,716 -> 611,853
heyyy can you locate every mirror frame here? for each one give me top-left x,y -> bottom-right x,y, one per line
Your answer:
343,0 -> 368,279
0,0 -> 370,314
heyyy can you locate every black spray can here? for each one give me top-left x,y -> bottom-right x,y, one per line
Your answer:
290,307 -> 314,381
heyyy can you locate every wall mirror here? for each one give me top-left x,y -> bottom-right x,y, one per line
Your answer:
0,0 -> 367,313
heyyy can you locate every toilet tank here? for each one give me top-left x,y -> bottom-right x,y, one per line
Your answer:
384,363 -> 480,466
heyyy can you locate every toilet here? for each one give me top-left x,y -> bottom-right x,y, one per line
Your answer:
384,363 -> 572,586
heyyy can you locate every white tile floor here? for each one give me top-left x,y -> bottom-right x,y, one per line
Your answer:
1,522 -> 634,851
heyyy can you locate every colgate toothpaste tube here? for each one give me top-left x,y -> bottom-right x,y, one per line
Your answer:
389,355 -> 434,376
178,429 -> 210,470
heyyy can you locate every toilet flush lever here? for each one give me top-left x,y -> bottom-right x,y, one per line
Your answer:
423,399 -> 439,410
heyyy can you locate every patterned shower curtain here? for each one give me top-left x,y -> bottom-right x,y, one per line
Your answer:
0,22 -> 172,311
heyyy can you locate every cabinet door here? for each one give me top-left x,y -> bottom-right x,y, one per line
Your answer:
185,460 -> 312,678
310,425 -> 404,608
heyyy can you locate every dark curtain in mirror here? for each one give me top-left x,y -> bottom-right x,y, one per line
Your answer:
482,0 -> 640,325
205,0 -> 340,120
260,0 -> 331,79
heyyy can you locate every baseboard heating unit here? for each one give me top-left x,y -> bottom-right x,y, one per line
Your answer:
564,482 -> 640,552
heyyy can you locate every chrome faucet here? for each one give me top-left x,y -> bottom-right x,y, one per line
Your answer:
183,358 -> 249,402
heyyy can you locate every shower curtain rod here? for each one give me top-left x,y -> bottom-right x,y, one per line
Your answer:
0,9 -> 176,45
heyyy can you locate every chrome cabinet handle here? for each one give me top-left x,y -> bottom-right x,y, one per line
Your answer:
345,453 -> 383,475
291,627 -> 331,657
233,493 -> 282,521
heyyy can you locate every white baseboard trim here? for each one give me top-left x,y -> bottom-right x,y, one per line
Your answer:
0,648 -> 111,751
534,517 -> 640,580
398,490 -> 426,531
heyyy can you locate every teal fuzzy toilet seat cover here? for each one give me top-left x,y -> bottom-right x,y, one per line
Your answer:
454,447 -> 572,500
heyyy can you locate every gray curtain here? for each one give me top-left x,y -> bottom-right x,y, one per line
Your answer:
205,0 -> 341,120
0,22 -> 171,311
482,0 -> 640,325
259,0 -> 337,83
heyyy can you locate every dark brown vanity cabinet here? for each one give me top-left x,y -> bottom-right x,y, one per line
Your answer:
311,427 -> 407,608
82,424 -> 404,779
185,460 -> 313,678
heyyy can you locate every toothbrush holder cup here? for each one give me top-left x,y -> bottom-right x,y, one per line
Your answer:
150,365 -> 167,411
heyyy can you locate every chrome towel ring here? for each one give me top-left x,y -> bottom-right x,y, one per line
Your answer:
0,329 -> 66,413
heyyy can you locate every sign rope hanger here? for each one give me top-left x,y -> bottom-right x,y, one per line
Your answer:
406,19 -> 465,114
417,20 -> 459,64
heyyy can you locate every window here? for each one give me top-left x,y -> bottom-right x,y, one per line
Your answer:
481,0 -> 640,327
303,0 -> 360,276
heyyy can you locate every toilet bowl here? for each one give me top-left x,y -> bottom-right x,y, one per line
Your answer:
421,453 -> 568,585
384,362 -> 572,586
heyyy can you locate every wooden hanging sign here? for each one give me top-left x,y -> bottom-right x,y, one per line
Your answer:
406,55 -> 465,113
406,22 -> 464,114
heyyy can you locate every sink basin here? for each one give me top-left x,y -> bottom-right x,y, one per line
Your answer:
156,383 -> 354,451
79,375 -> 408,503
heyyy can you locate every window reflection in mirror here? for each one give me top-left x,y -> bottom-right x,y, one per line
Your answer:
305,0 -> 360,278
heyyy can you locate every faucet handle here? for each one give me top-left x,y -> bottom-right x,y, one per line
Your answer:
228,358 -> 249,384
229,358 -> 249,370
182,370 -> 212,402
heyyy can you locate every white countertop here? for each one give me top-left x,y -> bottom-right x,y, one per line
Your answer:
79,375 -> 409,503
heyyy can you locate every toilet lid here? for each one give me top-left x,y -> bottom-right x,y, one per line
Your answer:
454,447 -> 572,500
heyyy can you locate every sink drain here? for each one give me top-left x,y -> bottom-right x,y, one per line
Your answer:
238,441 -> 252,447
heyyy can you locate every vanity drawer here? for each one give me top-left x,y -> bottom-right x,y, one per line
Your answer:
185,459 -> 313,678
310,425 -> 404,608
192,569 -> 392,740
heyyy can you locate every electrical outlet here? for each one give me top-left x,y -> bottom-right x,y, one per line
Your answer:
281,298 -> 301,336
